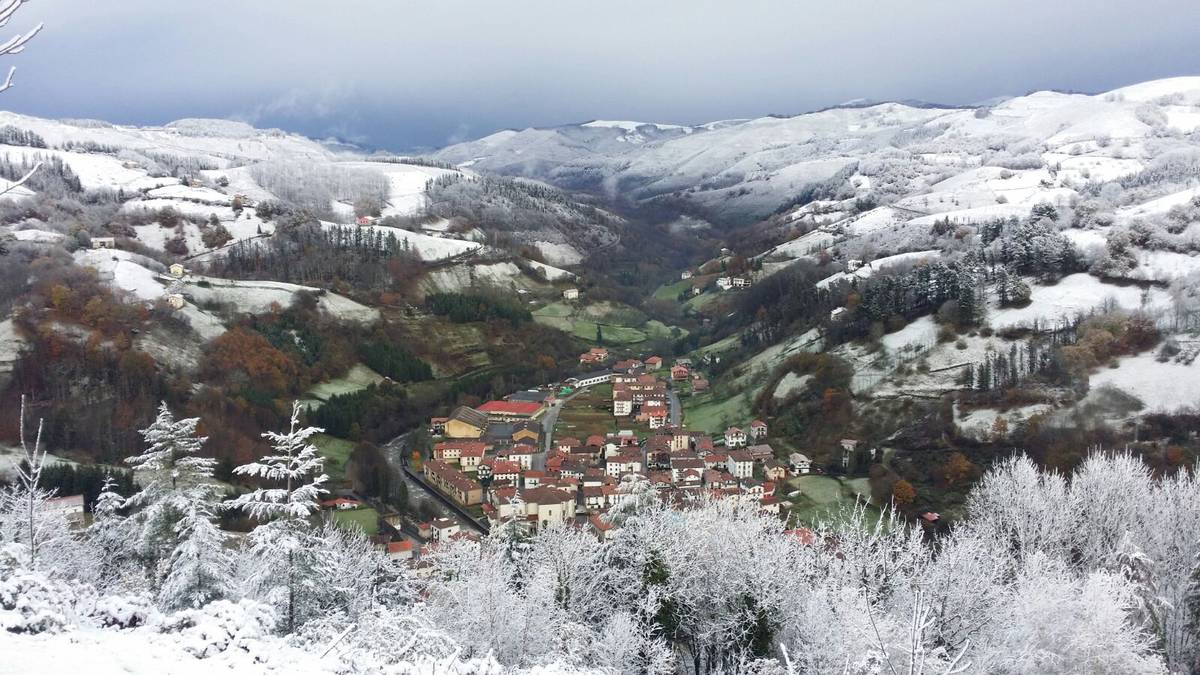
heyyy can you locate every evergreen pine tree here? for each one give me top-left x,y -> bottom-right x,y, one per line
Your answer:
226,401 -> 328,632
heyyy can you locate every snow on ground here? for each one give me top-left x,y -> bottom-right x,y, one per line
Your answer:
1090,352 -> 1200,412
843,206 -> 909,237
526,259 -> 574,281
533,240 -> 583,266
1125,249 -> 1200,283
198,165 -> 278,204
954,403 -> 1054,441
872,333 -> 1005,398
74,249 -> 166,302
420,218 -> 452,233
882,316 -> 938,357
763,229 -> 838,260
181,276 -> 379,324
145,184 -> 231,205
5,228 -> 65,243
733,328 -> 823,389
333,161 -> 460,218
1117,185 -> 1200,220
581,120 -> 690,132
73,249 -> 227,340
989,274 -> 1171,331
421,261 -> 538,293
317,221 -> 480,261
1062,228 -> 1108,253
0,628 -> 333,675
0,144 -> 174,192
0,318 -> 27,384
773,372 -> 813,400
816,250 -> 940,290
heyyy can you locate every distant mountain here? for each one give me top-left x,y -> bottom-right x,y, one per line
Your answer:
434,76 -> 1200,226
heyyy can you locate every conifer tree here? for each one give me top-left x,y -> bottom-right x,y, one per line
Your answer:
226,401 -> 328,632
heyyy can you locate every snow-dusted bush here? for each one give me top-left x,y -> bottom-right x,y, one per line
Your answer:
0,546 -> 96,634
158,598 -> 278,659
91,593 -> 158,629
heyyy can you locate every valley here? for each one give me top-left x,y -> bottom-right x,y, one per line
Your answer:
7,72 -> 1200,673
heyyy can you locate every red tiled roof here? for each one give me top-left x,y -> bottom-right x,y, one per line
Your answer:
477,400 -> 544,415
387,540 -> 413,554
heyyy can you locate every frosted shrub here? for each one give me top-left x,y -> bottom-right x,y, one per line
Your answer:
159,598 -> 278,658
92,592 -> 158,629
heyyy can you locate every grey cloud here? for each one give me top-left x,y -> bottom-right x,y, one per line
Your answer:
3,0 -> 1200,150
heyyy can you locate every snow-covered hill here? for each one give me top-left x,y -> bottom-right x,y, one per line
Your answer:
434,77 -> 1200,225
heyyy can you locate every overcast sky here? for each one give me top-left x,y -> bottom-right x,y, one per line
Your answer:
4,1 -> 1200,151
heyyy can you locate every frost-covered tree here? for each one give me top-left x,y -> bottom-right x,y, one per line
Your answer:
158,476 -> 232,611
0,397 -> 59,569
226,401 -> 328,632
125,402 -> 216,588
86,475 -> 138,592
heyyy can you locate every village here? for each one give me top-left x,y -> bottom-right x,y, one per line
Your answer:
358,342 -> 843,564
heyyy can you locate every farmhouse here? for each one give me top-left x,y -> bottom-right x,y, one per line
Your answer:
562,287 -> 580,300
670,364 -> 690,381
579,347 -> 609,365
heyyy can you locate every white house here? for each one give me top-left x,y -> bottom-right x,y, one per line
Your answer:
788,452 -> 813,476
732,277 -> 751,288
681,270 -> 693,280
726,451 -> 754,480
562,288 -> 580,300
716,277 -> 734,291
830,306 -> 847,321
430,517 -> 460,541
724,426 -> 747,448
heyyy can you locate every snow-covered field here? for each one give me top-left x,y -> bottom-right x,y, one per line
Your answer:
882,316 -> 938,356
74,249 -> 167,302
317,221 -> 481,261
181,276 -> 379,325
989,274 -> 1171,331
332,161 -> 459,218
816,250 -> 940,290
1089,352 -> 1200,412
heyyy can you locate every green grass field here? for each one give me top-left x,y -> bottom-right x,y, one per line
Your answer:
533,301 -> 686,346
784,475 -> 880,527
313,434 -> 356,481
684,292 -> 722,313
307,364 -> 384,402
693,334 -> 741,358
555,385 -> 619,438
653,279 -> 692,301
681,389 -> 754,434
331,507 -> 379,535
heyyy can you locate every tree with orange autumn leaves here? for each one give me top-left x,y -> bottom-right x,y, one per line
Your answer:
201,327 -> 302,398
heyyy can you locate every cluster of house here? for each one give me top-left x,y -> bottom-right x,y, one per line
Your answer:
724,421 -> 814,477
